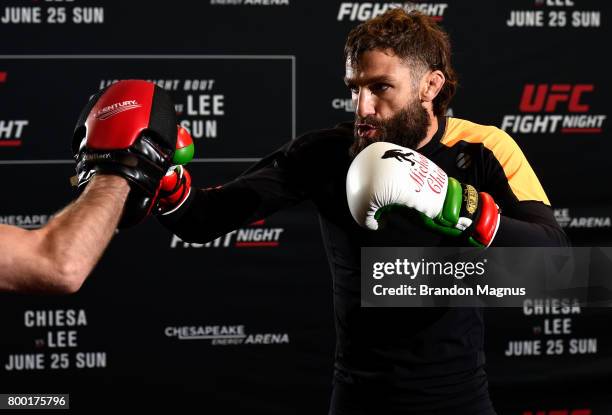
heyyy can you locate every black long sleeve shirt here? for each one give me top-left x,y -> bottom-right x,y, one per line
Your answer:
160,116 -> 569,412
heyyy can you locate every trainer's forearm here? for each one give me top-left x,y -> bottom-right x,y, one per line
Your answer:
36,174 -> 130,292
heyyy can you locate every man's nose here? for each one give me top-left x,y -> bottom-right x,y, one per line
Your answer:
355,89 -> 375,119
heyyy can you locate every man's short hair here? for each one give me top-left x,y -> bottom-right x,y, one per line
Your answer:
344,8 -> 457,117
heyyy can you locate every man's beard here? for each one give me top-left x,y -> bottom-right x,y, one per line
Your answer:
350,98 -> 430,158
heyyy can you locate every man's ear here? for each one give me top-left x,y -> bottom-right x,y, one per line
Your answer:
420,70 -> 445,103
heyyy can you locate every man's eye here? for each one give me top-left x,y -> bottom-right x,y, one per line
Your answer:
371,84 -> 390,93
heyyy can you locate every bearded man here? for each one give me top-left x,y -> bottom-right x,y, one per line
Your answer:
155,9 -> 568,414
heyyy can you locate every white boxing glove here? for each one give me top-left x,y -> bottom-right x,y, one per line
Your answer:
346,142 -> 448,231
346,142 -> 500,247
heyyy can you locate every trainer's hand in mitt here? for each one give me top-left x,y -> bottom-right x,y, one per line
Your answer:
72,80 -> 177,228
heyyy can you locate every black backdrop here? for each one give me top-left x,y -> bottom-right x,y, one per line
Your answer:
0,1 -> 611,413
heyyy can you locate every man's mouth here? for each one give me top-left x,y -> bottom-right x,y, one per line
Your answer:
356,123 -> 380,138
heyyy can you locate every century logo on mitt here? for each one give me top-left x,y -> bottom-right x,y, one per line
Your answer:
93,100 -> 142,120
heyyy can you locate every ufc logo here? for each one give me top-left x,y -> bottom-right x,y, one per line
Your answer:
523,410 -> 591,415
0,72 -> 6,83
519,84 -> 593,113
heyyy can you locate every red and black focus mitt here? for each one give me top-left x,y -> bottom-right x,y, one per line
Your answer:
72,80 -> 177,228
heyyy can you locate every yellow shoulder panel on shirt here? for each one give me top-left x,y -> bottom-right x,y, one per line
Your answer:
440,117 -> 550,206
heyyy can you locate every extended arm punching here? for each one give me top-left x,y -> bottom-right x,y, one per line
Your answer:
157,142 -> 307,243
